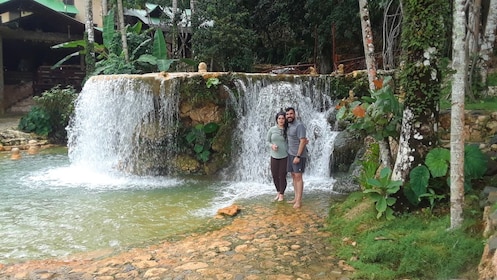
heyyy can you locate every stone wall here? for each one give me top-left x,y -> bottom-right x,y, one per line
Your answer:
439,110 -> 497,145
479,187 -> 497,279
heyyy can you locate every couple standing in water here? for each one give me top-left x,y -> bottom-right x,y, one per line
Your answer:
266,107 -> 308,209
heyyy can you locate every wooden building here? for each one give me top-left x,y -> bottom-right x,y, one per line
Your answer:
0,0 -> 192,115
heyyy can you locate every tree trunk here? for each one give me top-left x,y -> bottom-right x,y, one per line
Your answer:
450,0 -> 467,230
172,0 -> 178,59
479,0 -> 497,86
391,0 -> 448,183
85,0 -> 95,76
117,0 -> 129,62
466,0 -> 481,101
190,0 -> 195,15
101,0 -> 107,17
359,0 -> 377,90
359,0 -> 392,170
382,0 -> 402,70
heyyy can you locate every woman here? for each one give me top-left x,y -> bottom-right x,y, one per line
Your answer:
266,111 -> 288,201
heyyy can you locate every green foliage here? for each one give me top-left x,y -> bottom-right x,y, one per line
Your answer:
53,9 -> 179,76
441,96 -> 497,111
206,77 -> 220,88
425,147 -> 451,177
326,192 -> 484,279
363,167 -> 402,220
488,72 -> 497,87
358,142 -> 380,188
19,86 -> 77,143
185,122 -> 220,162
464,145 -> 488,180
399,0 -> 450,116
18,106 -> 51,136
192,0 -> 256,71
406,146 -> 488,208
337,76 -> 403,141
180,76 -> 231,107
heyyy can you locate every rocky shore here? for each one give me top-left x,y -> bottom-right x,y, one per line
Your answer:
0,201 -> 353,280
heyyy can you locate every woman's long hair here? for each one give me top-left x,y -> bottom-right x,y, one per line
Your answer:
275,111 -> 287,140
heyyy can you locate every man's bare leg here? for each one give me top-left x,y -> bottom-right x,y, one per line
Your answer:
287,173 -> 296,204
292,173 -> 303,208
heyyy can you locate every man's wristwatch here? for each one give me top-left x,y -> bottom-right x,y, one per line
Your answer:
296,155 -> 301,158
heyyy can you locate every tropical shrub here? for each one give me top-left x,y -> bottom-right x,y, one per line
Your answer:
405,145 -> 488,208
19,86 -> 77,143
185,122 -> 220,162
363,167 -> 402,220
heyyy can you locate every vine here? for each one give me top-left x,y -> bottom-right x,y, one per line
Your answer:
399,0 -> 451,116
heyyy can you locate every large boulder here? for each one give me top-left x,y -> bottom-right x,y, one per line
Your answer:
331,130 -> 363,173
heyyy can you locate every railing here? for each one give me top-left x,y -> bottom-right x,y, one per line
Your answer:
33,65 -> 85,95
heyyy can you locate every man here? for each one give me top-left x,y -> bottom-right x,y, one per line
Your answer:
285,107 -> 307,209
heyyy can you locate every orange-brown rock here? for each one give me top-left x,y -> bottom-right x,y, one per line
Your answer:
216,205 -> 241,217
10,147 -> 21,160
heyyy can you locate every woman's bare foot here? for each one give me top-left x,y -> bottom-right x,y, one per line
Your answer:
278,194 -> 284,201
274,194 -> 280,201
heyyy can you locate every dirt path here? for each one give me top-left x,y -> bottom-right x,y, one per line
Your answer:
0,200 -> 353,280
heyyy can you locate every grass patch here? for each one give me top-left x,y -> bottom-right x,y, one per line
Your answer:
326,192 -> 484,280
440,96 -> 497,111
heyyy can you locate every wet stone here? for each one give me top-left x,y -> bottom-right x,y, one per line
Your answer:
0,201 -> 352,280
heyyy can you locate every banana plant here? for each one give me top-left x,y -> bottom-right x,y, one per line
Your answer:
51,9 -> 179,74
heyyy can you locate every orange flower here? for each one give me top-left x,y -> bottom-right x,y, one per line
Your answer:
352,105 -> 366,118
373,79 -> 383,90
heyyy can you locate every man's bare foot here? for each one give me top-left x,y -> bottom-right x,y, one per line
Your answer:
287,200 -> 295,204
293,202 -> 301,209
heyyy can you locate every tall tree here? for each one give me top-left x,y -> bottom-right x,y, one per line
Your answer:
192,0 -> 255,71
101,0 -> 108,17
358,0 -> 393,170
190,0 -> 195,14
171,0 -> 178,59
391,0 -> 451,183
479,0 -> 497,86
466,0 -> 481,101
85,0 -> 95,76
359,0 -> 378,91
381,0 -> 402,70
117,0 -> 129,62
450,0 -> 467,230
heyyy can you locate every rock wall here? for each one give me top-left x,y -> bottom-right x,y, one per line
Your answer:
439,110 -> 497,146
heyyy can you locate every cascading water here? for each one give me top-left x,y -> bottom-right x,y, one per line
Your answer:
0,72 -> 342,264
225,75 -> 339,187
67,75 -> 180,175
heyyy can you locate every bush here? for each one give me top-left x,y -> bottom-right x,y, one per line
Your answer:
19,86 -> 77,144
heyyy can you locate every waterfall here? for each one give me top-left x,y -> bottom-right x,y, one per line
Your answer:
67,75 -> 180,175
226,75 -> 339,184
67,73 -> 338,185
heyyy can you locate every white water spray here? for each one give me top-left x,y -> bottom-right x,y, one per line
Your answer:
67,75 -> 179,175
226,76 -> 339,187
67,74 -> 339,190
